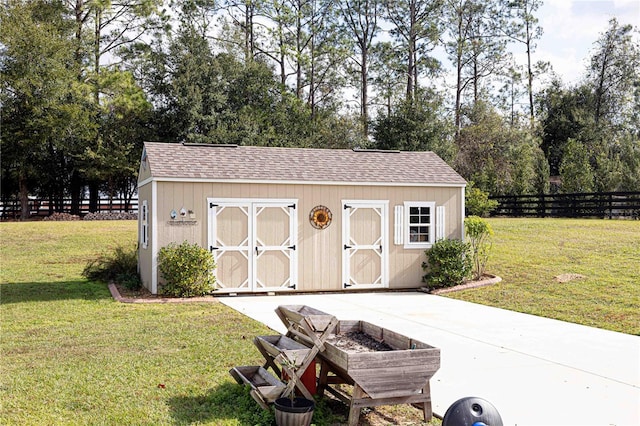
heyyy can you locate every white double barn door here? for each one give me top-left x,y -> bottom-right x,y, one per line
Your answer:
208,199 -> 298,293
208,198 -> 388,293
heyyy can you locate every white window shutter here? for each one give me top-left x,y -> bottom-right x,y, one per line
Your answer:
436,205 -> 445,241
394,205 -> 403,245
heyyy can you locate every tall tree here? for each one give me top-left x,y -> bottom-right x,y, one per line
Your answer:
385,0 -> 443,102
537,80 -> 595,176
216,0 -> 265,61
501,0 -> 543,123
370,41 -> 405,116
455,100 -> 544,195
586,18 -> 640,128
260,0 -> 346,115
1,0 -> 95,218
340,0 -> 382,139
444,0 -> 509,134
372,89 -> 455,161
63,0 -> 165,212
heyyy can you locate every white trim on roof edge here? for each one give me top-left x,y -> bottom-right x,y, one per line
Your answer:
138,176 -> 466,188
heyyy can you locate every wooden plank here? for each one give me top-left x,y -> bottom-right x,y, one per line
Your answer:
249,389 -> 270,410
410,339 -> 436,350
361,322 -> 384,341
350,393 -> 429,408
255,335 -> 310,366
257,335 -> 308,351
347,349 -> 440,369
304,314 -> 334,331
335,320 -> 361,334
349,373 -> 431,398
379,328 -> 410,350
348,385 -> 366,426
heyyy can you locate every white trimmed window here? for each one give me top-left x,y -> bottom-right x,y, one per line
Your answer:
404,201 -> 435,249
140,200 -> 148,249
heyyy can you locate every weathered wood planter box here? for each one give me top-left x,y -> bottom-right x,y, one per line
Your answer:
229,305 -> 440,426
321,320 -> 440,399
317,320 -> 440,425
229,366 -> 285,409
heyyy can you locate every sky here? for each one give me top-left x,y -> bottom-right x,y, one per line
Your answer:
531,0 -> 640,85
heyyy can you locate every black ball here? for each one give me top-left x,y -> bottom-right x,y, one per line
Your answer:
442,397 -> 503,426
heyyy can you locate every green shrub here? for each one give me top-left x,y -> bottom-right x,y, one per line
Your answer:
465,181 -> 499,217
158,241 -> 216,297
422,239 -> 471,290
465,216 -> 494,280
82,245 -> 141,290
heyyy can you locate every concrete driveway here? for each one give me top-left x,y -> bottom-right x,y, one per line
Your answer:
219,292 -> 640,426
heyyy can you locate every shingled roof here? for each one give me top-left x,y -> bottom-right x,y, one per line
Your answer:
141,142 -> 466,186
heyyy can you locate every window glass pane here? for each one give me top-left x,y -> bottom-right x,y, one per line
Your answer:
406,203 -> 433,245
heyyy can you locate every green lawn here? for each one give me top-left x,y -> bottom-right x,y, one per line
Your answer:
1,219 -> 638,425
0,221 -> 432,425
0,222 -> 277,425
447,218 -> 640,335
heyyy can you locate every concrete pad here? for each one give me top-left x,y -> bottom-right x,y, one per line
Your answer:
219,292 -> 640,426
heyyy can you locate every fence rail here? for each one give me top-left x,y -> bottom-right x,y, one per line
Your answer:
4,192 -> 640,220
490,191 -> 640,219
0,198 -> 138,220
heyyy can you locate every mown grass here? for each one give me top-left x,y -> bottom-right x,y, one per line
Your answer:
2,219 -> 637,425
0,221 -> 434,425
446,218 -> 640,335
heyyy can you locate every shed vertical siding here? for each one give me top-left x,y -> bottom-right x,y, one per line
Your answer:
137,182 -> 153,291
141,180 -> 462,293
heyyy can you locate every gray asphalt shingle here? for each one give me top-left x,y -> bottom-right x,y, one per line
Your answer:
142,142 -> 466,185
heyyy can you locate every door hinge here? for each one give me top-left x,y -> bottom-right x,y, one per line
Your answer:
343,282 -> 352,288
209,203 -> 218,208
288,245 -> 296,250
344,204 -> 351,209
210,246 -> 219,251
288,203 -> 296,209
344,244 -> 352,250
288,283 -> 296,289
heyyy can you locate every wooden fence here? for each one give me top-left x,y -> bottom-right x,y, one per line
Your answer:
490,191 -> 640,219
0,197 -> 138,220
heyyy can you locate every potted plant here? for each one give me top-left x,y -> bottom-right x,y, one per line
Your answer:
273,354 -> 315,426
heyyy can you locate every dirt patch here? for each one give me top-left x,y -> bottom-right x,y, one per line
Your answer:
327,331 -> 393,352
554,273 -> 586,283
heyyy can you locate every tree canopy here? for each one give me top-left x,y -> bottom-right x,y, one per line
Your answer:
1,0 -> 639,218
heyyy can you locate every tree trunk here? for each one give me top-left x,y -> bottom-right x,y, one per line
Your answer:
361,46 -> 369,139
525,18 -> 534,123
19,174 -> 29,221
70,170 -> 82,216
89,181 -> 99,213
406,0 -> 416,102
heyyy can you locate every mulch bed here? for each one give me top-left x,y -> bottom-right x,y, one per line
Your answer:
108,282 -> 219,304
422,274 -> 502,295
